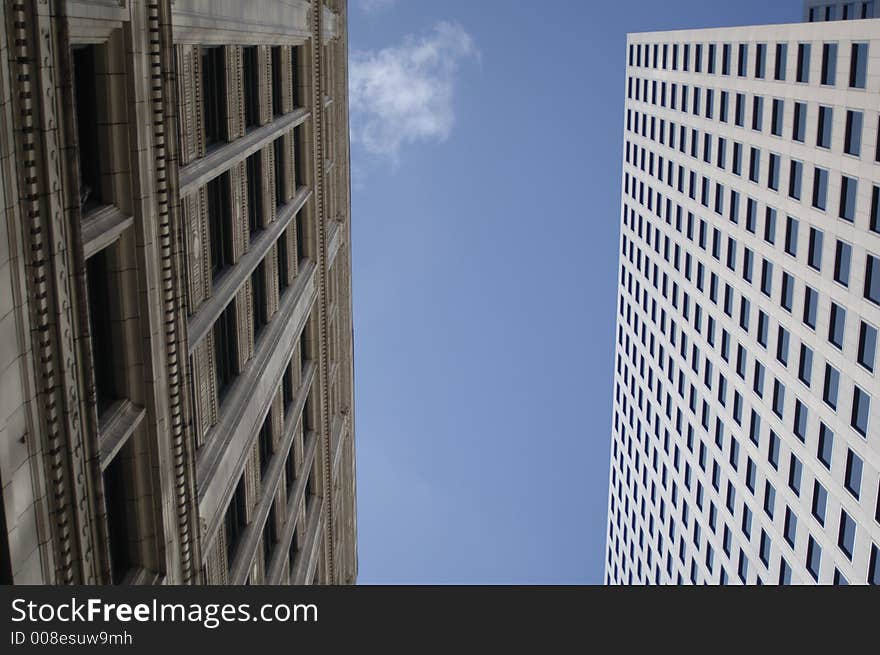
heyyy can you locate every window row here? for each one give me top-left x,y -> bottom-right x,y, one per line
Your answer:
628,38 -> 870,90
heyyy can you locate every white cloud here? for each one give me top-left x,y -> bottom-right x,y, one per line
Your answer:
356,0 -> 396,12
349,21 -> 477,162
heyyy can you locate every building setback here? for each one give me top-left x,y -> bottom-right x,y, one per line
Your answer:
0,0 -> 356,585
607,10 -> 880,584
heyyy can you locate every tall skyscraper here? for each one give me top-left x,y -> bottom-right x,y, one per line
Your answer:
607,6 -> 879,584
0,1 -> 356,585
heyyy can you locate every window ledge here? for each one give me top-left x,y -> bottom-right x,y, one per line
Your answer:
98,399 -> 146,469
187,185 -> 313,351
82,205 -> 133,259
179,107 -> 310,197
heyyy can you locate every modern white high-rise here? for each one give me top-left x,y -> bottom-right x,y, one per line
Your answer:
606,6 -> 880,584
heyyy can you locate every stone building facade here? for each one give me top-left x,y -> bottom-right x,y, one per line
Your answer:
0,0 -> 356,585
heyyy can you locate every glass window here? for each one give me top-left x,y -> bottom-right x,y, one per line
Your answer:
803,287 -> 818,329
784,216 -> 798,256
788,454 -> 803,494
821,43 -> 837,85
812,481 -> 827,525
792,102 -> 806,142
775,43 -> 787,80
870,544 -> 880,586
845,449 -> 863,498
797,43 -> 811,82
768,431 -> 780,469
828,303 -> 846,348
818,423 -> 834,468
808,227 -> 822,270
839,175 -> 858,222
817,106 -> 833,148
807,536 -> 821,581
858,321 -> 878,371
850,43 -> 868,88
872,186 -> 880,233
845,110 -> 863,156
834,241 -> 852,286
851,386 -> 871,437
824,364 -> 840,409
865,254 -> 880,304
789,160 -> 803,199
771,98 -> 784,136
784,507 -> 797,547
838,511 -> 856,560
752,96 -> 764,131
812,167 -> 828,210
798,344 -> 813,386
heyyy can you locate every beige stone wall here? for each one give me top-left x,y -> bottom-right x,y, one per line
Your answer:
0,0 -> 356,585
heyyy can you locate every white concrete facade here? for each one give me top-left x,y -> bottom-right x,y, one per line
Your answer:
804,1 -> 877,22
607,18 -> 880,584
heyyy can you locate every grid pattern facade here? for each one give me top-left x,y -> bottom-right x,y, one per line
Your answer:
805,1 -> 877,22
0,0 -> 355,585
606,19 -> 880,584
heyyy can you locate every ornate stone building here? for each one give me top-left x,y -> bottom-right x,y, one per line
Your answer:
0,0 -> 356,585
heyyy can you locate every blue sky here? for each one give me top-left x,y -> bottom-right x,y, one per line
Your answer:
349,0 -> 799,584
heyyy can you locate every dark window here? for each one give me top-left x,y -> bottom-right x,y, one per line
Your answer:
850,43 -> 868,88
86,250 -> 119,415
806,536 -> 821,581
870,543 -> 880,585
808,227 -> 822,270
252,261 -> 267,341
271,46 -> 283,117
213,303 -> 238,402
208,173 -> 233,279
243,46 -> 260,129
840,175 -> 858,222
852,386 -> 871,436
278,229 -> 290,292
872,185 -> 880,233
224,476 -> 248,568
858,321 -> 877,371
821,43 -> 837,85
291,46 -> 301,108
844,110 -> 863,155
295,209 -> 306,264
838,511 -> 856,560
263,504 -> 278,575
285,443 -> 296,498
293,125 -> 305,189
258,414 -> 273,476
834,240 -> 852,286
274,137 -> 286,208
812,167 -> 828,210
829,303 -> 846,348
774,43 -> 787,80
817,106 -> 833,148
792,102 -> 806,142
845,450 -> 863,498
818,423 -> 833,468
73,46 -> 103,211
288,527 -> 298,573
299,329 -> 308,377
865,254 -> 880,304
201,46 -> 227,147
103,451 -> 132,584
283,362 -> 294,410
796,43 -> 810,82
824,364 -> 839,409
246,152 -> 263,239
